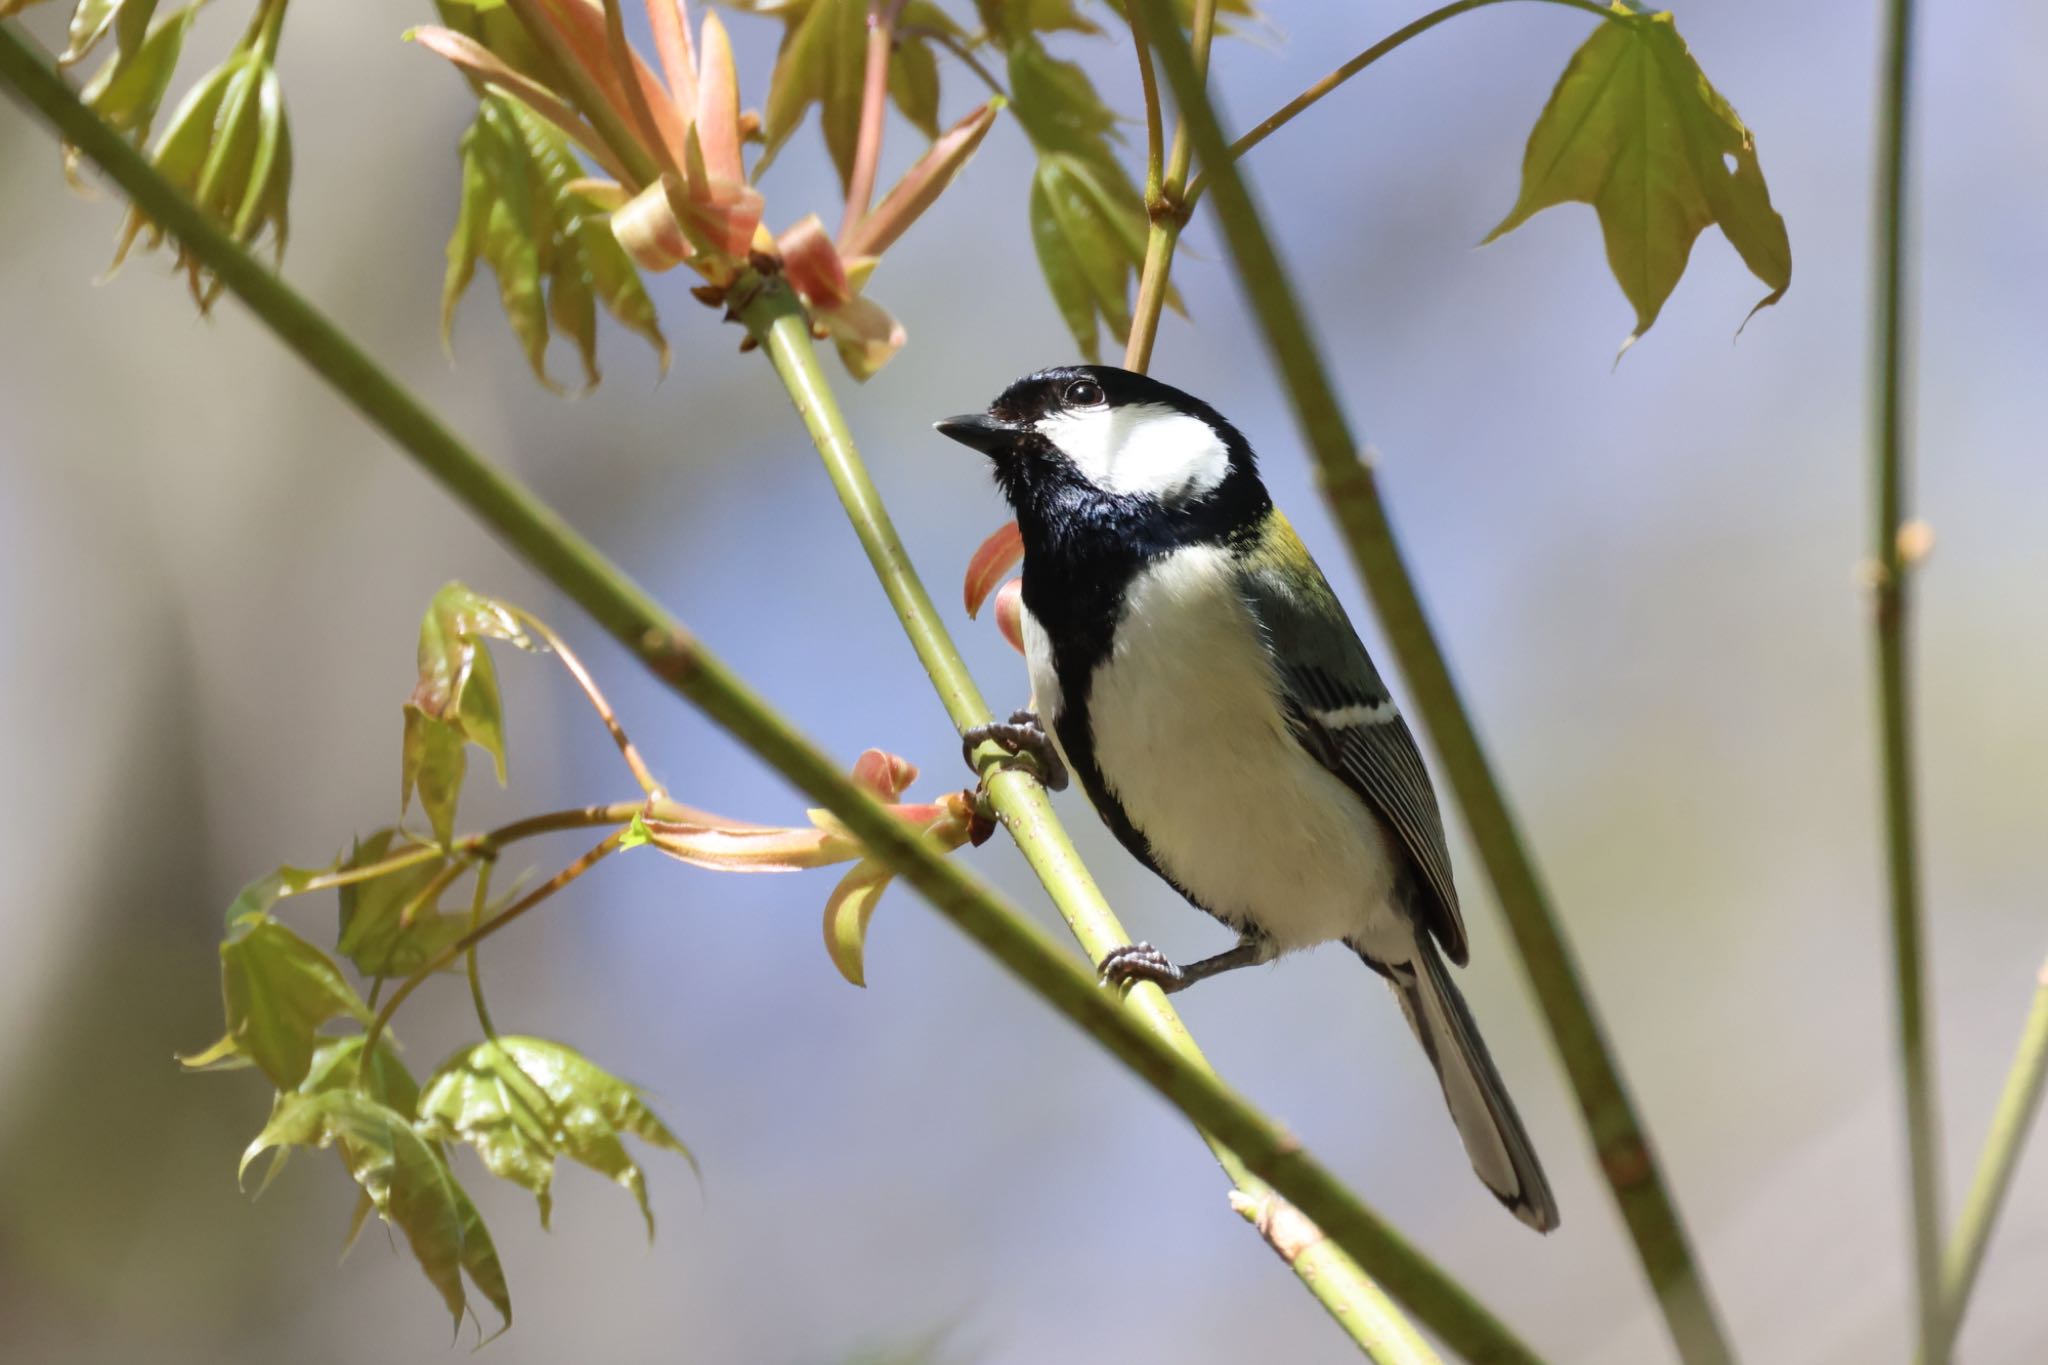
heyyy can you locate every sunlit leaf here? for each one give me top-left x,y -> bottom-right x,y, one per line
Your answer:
77,6 -> 189,170
241,1089 -> 510,1333
219,859 -> 332,929
744,0 -> 959,186
402,581 -> 532,844
300,1034 -> 422,1114
61,0 -> 158,66
886,29 -> 939,139
1029,152 -> 1147,358
822,859 -> 893,987
417,1036 -> 696,1235
195,918 -> 373,1089
334,830 -> 473,978
444,93 -> 669,388
1006,40 -> 1115,162
1484,6 -> 1791,350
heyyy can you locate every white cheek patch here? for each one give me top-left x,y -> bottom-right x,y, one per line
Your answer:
1035,402 -> 1230,501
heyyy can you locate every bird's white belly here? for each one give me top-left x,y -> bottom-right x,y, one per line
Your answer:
1058,548 -> 1408,957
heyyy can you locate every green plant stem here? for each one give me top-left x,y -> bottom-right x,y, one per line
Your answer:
1868,0 -> 1942,1357
0,32 -> 1536,1363
1123,0 -> 1216,373
1123,0 -> 1165,207
1135,5 -> 1735,1363
738,276 -> 1439,1363
1927,958 -> 2048,1360
465,859 -> 500,1038
289,801 -> 645,896
1180,0 -> 1617,211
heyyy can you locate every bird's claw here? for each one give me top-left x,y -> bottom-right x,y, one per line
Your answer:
962,709 -> 1069,792
1099,941 -> 1185,993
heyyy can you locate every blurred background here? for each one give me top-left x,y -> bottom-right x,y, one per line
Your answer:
4,1 -> 2047,1361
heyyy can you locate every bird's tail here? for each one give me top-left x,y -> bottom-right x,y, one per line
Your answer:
1384,942 -> 1560,1232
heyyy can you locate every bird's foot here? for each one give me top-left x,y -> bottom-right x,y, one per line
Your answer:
961,709 -> 1069,792
1099,941 -> 1186,994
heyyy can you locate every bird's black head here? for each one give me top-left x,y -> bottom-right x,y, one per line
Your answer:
935,365 -> 1268,553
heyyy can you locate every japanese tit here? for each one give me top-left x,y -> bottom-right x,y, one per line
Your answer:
937,365 -> 1559,1232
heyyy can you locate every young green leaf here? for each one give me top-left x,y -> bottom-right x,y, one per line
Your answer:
334,830 -> 474,978
1485,6 -> 1791,350
300,1034 -> 422,1114
743,0 -> 961,184
241,1089 -> 510,1333
60,0 -> 155,66
1028,152 -> 1148,359
195,918 -> 374,1089
416,1036 -> 696,1236
401,581 -> 533,844
443,93 -> 669,389
1005,40 -> 1117,163
73,5 -> 192,156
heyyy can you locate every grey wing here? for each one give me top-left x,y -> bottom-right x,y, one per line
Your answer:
1238,548 -> 1469,964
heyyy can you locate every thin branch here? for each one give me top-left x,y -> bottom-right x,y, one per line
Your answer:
465,858 -> 501,1038
286,802 -> 645,896
1134,5 -> 1736,1362
1867,0 -> 1942,1355
364,831 -> 626,1061
1123,0 -> 1217,375
1,36 -> 1534,1363
512,607 -> 666,797
738,276 -> 1440,1363
903,25 -> 1005,100
1124,0 -> 1166,209
1182,0 -> 1617,210
1928,957 -> 2048,1360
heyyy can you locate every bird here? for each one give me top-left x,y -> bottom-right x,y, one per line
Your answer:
935,364 -> 1559,1232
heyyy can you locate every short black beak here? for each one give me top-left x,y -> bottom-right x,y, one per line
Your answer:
934,412 -> 1022,458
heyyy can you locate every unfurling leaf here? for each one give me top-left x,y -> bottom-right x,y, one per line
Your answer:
1028,152 -> 1148,360
1485,6 -> 1791,351
416,1036 -> 696,1235
193,918 -> 373,1089
777,214 -> 906,380
241,1089 -> 510,1333
823,859 -> 894,987
963,521 -> 1024,618
850,748 -> 919,801
402,582 -> 533,846
71,2 -> 192,158
839,97 -> 1004,262
335,830 -> 473,977
744,0 -> 962,187
442,93 -> 669,390
108,39 -> 292,301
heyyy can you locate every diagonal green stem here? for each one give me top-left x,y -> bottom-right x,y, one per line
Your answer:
1135,4 -> 1735,1363
0,28 -> 1535,1364
739,276 -> 1440,1364
1867,0 -> 1943,1357
1926,958 -> 2048,1361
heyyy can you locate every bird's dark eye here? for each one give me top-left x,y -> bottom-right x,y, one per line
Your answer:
1064,378 -> 1105,407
